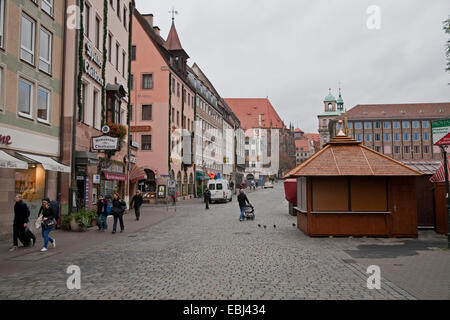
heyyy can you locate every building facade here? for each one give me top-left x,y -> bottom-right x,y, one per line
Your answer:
0,0 -> 70,235
61,0 -> 133,212
131,10 -> 195,202
335,103 -> 450,162
225,98 -> 287,184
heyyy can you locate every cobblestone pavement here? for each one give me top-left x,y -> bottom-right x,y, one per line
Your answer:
0,183 -> 448,300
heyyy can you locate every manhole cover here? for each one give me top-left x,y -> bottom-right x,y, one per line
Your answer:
393,264 -> 403,266
233,232 -> 252,235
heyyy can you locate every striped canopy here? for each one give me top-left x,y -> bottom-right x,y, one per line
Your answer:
430,157 -> 450,183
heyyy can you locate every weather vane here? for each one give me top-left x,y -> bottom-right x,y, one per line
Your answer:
169,7 -> 178,21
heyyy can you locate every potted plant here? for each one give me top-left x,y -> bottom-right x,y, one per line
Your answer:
69,213 -> 80,232
89,210 -> 98,227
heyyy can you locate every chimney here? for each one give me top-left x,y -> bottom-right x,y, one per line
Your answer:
142,14 -> 153,28
153,26 -> 160,36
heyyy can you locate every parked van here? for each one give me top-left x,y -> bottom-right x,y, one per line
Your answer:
207,179 -> 232,203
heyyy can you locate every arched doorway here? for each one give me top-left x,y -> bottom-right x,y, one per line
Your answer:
183,172 -> 188,196
140,169 -> 156,193
177,171 -> 181,196
189,173 -> 194,195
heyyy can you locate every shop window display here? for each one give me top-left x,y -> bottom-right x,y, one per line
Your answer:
15,165 -> 45,218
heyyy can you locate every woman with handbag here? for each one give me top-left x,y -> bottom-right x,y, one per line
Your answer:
39,198 -> 57,252
111,193 -> 126,234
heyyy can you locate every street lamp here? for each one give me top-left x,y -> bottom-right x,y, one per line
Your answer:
440,145 -> 450,249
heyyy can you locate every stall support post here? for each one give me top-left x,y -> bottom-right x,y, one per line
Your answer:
440,146 -> 450,249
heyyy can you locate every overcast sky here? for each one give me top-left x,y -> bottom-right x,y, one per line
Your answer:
135,0 -> 450,133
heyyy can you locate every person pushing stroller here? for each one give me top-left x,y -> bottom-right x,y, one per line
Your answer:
237,189 -> 251,222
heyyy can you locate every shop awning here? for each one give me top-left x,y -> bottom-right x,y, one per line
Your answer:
0,150 -> 28,169
195,171 -> 210,181
430,157 -> 450,183
17,152 -> 71,173
130,166 -> 147,183
104,172 -> 126,181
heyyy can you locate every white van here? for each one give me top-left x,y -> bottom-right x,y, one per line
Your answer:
207,179 -> 232,203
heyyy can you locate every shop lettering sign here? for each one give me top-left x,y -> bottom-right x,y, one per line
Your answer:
84,43 -> 104,86
92,136 -> 119,151
0,134 -> 12,145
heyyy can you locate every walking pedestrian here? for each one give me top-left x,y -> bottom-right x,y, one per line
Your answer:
39,198 -> 57,252
10,194 -> 35,251
111,193 -> 126,234
97,196 -> 108,232
130,190 -> 143,221
203,187 -> 211,210
238,189 -> 251,222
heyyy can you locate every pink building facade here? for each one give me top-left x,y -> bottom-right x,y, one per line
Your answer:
131,10 -> 195,202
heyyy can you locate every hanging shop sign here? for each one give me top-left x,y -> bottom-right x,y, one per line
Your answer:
92,135 -> 119,151
84,42 -> 104,86
130,126 -> 152,133
93,174 -> 101,184
433,119 -> 450,146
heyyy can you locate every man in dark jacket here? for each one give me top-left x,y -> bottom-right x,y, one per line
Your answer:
203,188 -> 211,210
237,189 -> 251,221
130,190 -> 143,221
10,194 -> 35,251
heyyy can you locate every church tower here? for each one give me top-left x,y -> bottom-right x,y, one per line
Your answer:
337,88 -> 344,112
324,88 -> 337,112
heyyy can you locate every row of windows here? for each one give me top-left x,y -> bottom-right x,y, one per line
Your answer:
349,120 -> 430,130
84,1 -> 128,78
353,132 -> 430,142
17,11 -> 53,75
16,76 -> 51,123
366,145 -> 434,154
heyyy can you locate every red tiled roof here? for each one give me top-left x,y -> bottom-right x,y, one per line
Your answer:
303,133 -> 320,143
285,136 -> 422,178
294,128 -> 304,133
224,98 -> 284,130
295,140 -> 310,152
339,103 -> 450,120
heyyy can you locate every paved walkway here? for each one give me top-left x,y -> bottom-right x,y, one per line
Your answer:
0,182 -> 448,300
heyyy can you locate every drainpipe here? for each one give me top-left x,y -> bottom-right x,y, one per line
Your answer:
69,0 -> 81,214
58,0 -> 69,207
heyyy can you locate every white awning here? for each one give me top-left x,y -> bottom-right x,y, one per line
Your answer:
18,152 -> 71,173
0,150 -> 28,169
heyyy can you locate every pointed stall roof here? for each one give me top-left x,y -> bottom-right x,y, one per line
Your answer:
284,135 -> 422,178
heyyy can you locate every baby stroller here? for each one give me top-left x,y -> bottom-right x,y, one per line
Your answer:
244,205 -> 255,220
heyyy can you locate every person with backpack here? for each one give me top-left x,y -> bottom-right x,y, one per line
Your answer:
111,193 -> 126,234
238,189 -> 251,222
130,190 -> 143,221
50,195 -> 61,229
39,198 -> 57,252
97,195 -> 108,232
10,194 -> 36,251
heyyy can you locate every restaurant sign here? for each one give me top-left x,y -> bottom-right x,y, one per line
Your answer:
92,136 -> 119,151
432,119 -> 450,146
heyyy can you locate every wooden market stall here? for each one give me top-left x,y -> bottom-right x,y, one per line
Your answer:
429,159 -> 449,235
284,135 -> 422,237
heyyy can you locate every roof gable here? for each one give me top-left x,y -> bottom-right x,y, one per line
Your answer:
285,136 -> 422,178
